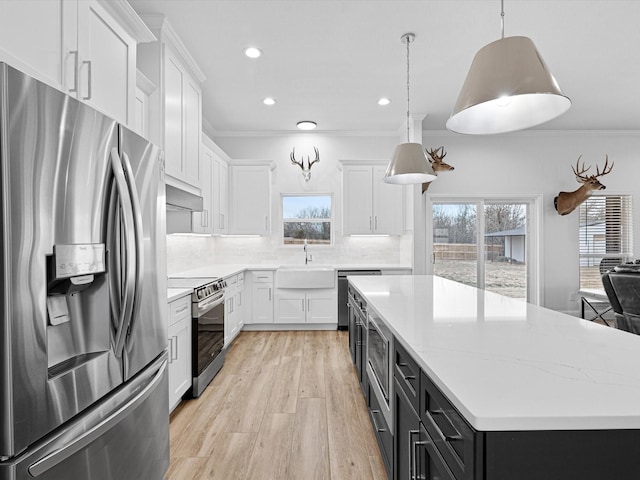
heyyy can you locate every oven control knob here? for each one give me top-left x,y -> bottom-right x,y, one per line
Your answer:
197,289 -> 204,300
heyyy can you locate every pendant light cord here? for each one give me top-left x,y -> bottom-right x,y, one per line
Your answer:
500,0 -> 505,39
405,34 -> 411,142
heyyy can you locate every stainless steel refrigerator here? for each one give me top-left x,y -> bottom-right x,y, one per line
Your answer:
0,63 -> 169,479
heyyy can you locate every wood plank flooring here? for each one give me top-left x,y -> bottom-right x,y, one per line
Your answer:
167,331 -> 387,480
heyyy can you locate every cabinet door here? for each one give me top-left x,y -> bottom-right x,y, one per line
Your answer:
307,290 -> 337,324
275,290 -> 306,324
168,316 -> 191,411
395,378 -> 421,480
163,49 -> 184,181
0,0 -> 76,90
373,166 -> 404,235
231,166 -> 270,235
252,283 -> 274,323
343,166 -> 374,234
183,77 -> 201,187
212,155 -> 229,234
193,146 -> 213,234
77,0 -> 136,125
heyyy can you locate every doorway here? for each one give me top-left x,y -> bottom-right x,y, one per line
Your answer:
426,196 -> 541,304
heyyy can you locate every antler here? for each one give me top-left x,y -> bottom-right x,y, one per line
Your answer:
308,146 -> 320,168
426,146 -> 446,164
290,147 -> 304,170
594,154 -> 614,178
572,155 -> 591,182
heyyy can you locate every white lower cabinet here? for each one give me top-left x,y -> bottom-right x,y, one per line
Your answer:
275,289 -> 337,324
246,271 -> 274,324
168,295 -> 192,412
224,273 -> 244,345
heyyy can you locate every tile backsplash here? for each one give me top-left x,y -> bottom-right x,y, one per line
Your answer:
166,233 -> 411,273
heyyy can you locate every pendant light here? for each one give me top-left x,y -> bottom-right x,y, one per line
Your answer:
446,0 -> 570,135
384,33 -> 436,185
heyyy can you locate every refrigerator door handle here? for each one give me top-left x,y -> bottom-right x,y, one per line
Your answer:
27,359 -> 168,477
120,151 -> 145,334
109,147 -> 137,357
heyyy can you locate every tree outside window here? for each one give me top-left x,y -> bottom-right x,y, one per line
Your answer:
283,195 -> 332,245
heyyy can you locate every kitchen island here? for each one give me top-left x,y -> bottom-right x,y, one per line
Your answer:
349,275 -> 640,480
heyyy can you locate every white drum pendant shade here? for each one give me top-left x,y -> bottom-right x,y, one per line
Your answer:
384,143 -> 437,184
446,36 -> 571,134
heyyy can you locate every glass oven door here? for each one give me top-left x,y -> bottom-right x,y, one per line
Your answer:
193,292 -> 225,376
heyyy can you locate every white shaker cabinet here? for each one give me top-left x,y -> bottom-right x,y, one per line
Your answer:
343,164 -> 404,235
167,294 -> 192,412
224,273 -> 244,345
246,271 -> 274,324
0,0 -> 153,127
275,289 -> 337,324
193,143 -> 213,234
212,155 -> 229,235
230,165 -> 271,235
138,15 -> 205,192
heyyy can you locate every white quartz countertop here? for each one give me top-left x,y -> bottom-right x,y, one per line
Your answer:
349,275 -> 640,432
169,263 -> 411,280
167,288 -> 193,302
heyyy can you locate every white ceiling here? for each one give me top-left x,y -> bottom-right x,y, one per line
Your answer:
128,0 -> 640,135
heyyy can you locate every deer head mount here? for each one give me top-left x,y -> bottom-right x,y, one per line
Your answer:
422,146 -> 455,194
290,146 -> 320,182
554,155 -> 614,215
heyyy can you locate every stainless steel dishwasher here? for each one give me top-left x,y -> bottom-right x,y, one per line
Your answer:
337,270 -> 381,330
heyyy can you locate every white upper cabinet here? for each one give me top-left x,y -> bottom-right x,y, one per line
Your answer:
343,164 -> 404,235
213,156 -> 229,234
230,165 -> 271,235
0,0 -> 154,127
137,15 -> 205,193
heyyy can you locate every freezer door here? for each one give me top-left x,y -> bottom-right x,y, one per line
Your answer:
118,126 -> 168,380
0,354 -> 169,480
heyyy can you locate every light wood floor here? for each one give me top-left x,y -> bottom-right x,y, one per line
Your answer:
167,330 -> 387,480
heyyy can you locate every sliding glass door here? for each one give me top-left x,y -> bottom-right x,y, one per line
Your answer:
428,197 -> 539,303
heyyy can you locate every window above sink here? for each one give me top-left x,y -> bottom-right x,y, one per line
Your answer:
282,194 -> 333,246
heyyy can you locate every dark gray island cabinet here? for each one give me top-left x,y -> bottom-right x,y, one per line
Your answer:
350,275 -> 640,480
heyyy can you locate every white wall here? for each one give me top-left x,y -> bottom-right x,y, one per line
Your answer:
421,130 -> 640,313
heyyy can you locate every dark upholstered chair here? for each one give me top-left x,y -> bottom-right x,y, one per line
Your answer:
608,267 -> 640,334
601,272 -> 624,329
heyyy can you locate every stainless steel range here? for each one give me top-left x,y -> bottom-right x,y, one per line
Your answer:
191,278 -> 227,397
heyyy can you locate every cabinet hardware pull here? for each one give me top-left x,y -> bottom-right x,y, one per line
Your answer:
176,304 -> 189,314
398,362 -> 409,367
370,409 -> 386,433
375,216 -> 378,230
82,60 -> 92,100
369,216 -> 372,231
409,429 -> 420,480
301,299 -> 305,312
265,216 -> 268,231
69,50 -> 79,93
268,288 -> 271,301
307,298 -> 310,312
445,434 -> 463,442
412,438 -> 428,480
404,375 -> 416,380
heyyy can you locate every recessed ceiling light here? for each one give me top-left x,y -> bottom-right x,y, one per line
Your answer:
244,47 -> 262,58
296,121 -> 317,130
263,97 -> 276,106
378,97 -> 391,106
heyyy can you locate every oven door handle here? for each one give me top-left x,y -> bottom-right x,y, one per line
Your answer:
195,292 -> 225,316
368,316 -> 389,345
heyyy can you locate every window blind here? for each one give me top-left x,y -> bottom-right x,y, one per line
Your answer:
579,195 -> 633,289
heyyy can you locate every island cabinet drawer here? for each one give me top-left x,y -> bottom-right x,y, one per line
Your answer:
367,380 -> 393,476
394,340 -> 420,413
169,295 -> 191,326
420,371 -> 477,480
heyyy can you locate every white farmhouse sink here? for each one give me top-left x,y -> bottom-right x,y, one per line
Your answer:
276,266 -> 335,289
